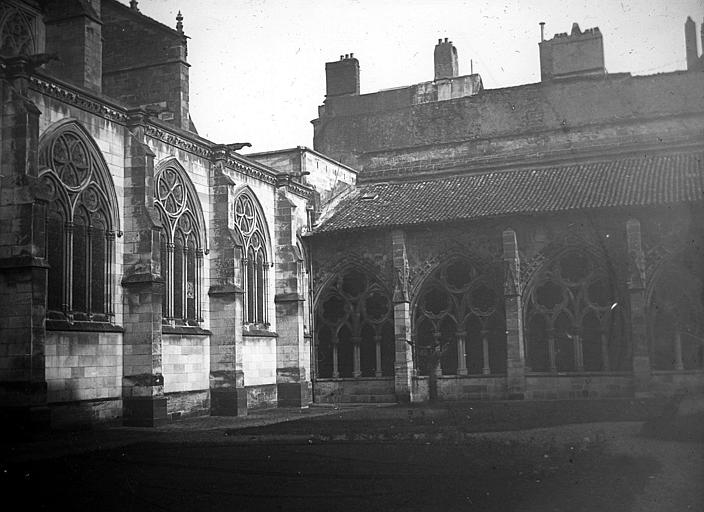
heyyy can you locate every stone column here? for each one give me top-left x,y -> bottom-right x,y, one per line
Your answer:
351,336 -> 362,377
626,218 -> 651,397
374,334 -> 383,377
208,150 -> 247,416
481,329 -> 491,375
547,327 -> 557,372
273,189 -> 311,407
0,63 -> 51,434
121,114 -> 167,426
391,230 -> 415,403
503,228 -> 526,399
574,330 -> 584,372
456,331 -> 467,375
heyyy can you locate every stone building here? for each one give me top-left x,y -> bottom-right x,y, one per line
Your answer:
307,21 -> 704,403
0,0 -> 356,430
1,1 -> 702,433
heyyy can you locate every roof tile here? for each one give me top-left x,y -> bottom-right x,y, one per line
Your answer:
314,151 -> 704,233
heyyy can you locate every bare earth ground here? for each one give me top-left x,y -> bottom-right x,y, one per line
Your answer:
1,404 -> 702,511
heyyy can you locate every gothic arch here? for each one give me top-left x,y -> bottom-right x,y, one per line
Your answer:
154,158 -> 207,325
0,4 -> 36,57
313,255 -> 386,309
232,185 -> 271,325
314,264 -> 395,379
154,157 -> 207,252
38,119 -> 120,321
646,244 -> 704,370
412,256 -> 506,376
522,245 -> 627,373
39,119 -> 120,231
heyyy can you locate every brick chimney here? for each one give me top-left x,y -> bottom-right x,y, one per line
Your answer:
434,38 -> 458,80
539,23 -> 605,81
325,54 -> 360,97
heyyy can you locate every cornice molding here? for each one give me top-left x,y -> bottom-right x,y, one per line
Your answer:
29,75 -> 128,123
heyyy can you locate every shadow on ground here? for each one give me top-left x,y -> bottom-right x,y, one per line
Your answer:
2,436 -> 657,512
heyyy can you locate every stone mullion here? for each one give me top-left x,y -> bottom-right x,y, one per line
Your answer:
547,325 -> 557,373
196,249 -> 203,322
165,242 -> 175,321
242,257 -> 249,322
432,329 -> 443,377
180,243 -> 188,322
352,336 -> 362,378
374,333 -> 383,377
456,331 -> 467,375
106,231 -> 115,317
85,224 -> 93,318
331,332 -> 340,378
573,328 -> 584,372
481,329 -> 491,375
64,221 -> 74,313
673,330 -> 684,371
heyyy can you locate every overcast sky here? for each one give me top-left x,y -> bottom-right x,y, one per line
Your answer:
129,0 -> 704,153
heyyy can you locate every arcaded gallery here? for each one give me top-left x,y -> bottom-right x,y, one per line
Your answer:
0,0 -> 702,430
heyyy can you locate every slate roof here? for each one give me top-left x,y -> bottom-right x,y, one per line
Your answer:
313,150 -> 704,233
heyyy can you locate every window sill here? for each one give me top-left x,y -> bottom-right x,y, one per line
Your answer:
162,325 -> 212,336
242,323 -> 277,337
46,319 -> 124,333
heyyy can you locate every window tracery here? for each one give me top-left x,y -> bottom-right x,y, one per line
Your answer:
0,5 -> 35,57
413,259 -> 506,376
648,247 -> 704,370
524,250 -> 626,373
155,164 -> 204,326
233,193 -> 269,325
39,124 -> 118,322
315,268 -> 394,379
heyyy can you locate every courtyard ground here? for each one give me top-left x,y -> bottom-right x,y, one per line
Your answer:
1,400 -> 702,511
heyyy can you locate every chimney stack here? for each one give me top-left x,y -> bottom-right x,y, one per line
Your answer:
539,22 -> 605,81
434,38 -> 458,80
685,16 -> 699,70
325,53 -> 360,97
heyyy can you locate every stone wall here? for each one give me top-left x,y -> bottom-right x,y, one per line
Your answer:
102,0 -> 190,130
314,378 -> 395,403
314,71 -> 704,175
45,330 -> 123,426
309,202 -> 704,403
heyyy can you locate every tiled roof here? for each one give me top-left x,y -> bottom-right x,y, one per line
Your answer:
313,151 -> 704,233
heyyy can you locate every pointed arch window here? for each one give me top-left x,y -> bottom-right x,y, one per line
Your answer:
315,268 -> 395,379
0,4 -> 36,58
39,124 -> 119,322
524,250 -> 626,373
648,248 -> 704,371
234,193 -> 269,325
154,164 -> 206,326
413,258 -> 506,377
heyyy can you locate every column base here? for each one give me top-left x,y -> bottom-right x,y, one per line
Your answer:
277,382 -> 312,408
210,388 -> 248,416
123,397 -> 168,427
